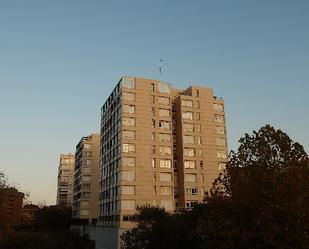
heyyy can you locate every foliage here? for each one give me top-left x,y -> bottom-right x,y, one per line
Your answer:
0,229 -> 94,249
121,125 -> 309,249
120,206 -> 199,249
35,205 -> 72,229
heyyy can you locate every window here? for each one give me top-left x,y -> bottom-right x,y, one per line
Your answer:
160,173 -> 172,182
183,123 -> 194,132
216,138 -> 226,146
183,135 -> 194,144
181,99 -> 193,107
186,201 -> 198,209
195,112 -> 200,120
200,174 -> 204,182
152,119 -> 155,128
218,162 -> 226,171
196,101 -> 200,108
152,132 -> 155,141
159,133 -> 171,142
184,148 -> 195,157
159,108 -> 170,117
196,148 -> 202,156
122,78 -> 135,89
160,186 -> 172,195
196,124 -> 201,132
152,145 -> 156,154
151,83 -> 155,91
159,159 -> 172,168
185,173 -> 197,182
159,121 -> 171,129
215,126 -> 225,134
214,103 -> 223,112
122,143 -> 135,153
217,151 -> 227,159
121,200 -> 135,210
201,187 -> 205,196
182,111 -> 193,120
152,107 -> 155,115
152,158 -> 156,168
123,215 -> 132,221
123,157 -> 135,167
123,104 -> 135,114
152,172 -> 156,181
121,171 -> 135,181
122,186 -> 135,195
158,82 -> 170,93
123,130 -> 135,140
186,187 -> 197,195
82,192 -> 90,199
84,144 -> 92,149
159,146 -> 172,155
160,200 -> 173,210
152,95 -> 155,104
158,97 -> 170,105
123,92 -> 135,101
123,117 -> 135,127
214,115 -> 224,123
196,136 -> 202,144
184,161 -> 196,169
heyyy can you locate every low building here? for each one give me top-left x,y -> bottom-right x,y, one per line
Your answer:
22,204 -> 39,224
0,187 -> 24,226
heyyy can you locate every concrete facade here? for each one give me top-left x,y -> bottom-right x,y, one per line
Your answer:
56,153 -> 75,207
73,134 -> 100,223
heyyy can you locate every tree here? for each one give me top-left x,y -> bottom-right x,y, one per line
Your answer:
200,124 -> 309,249
35,205 -> 72,229
120,206 -> 200,249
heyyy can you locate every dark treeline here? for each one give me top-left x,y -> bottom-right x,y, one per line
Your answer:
0,203 -> 94,249
121,125 -> 309,249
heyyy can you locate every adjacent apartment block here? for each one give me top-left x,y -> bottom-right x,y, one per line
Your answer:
0,187 -> 24,226
99,77 -> 228,231
56,153 -> 75,207
72,134 -> 100,224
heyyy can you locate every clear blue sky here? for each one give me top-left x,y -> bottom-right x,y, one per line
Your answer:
0,0 -> 308,204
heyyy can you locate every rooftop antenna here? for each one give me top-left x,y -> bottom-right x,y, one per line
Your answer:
159,59 -> 164,81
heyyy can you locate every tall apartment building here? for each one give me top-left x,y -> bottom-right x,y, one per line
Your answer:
72,134 -> 100,224
99,77 -> 228,231
56,153 -> 75,207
